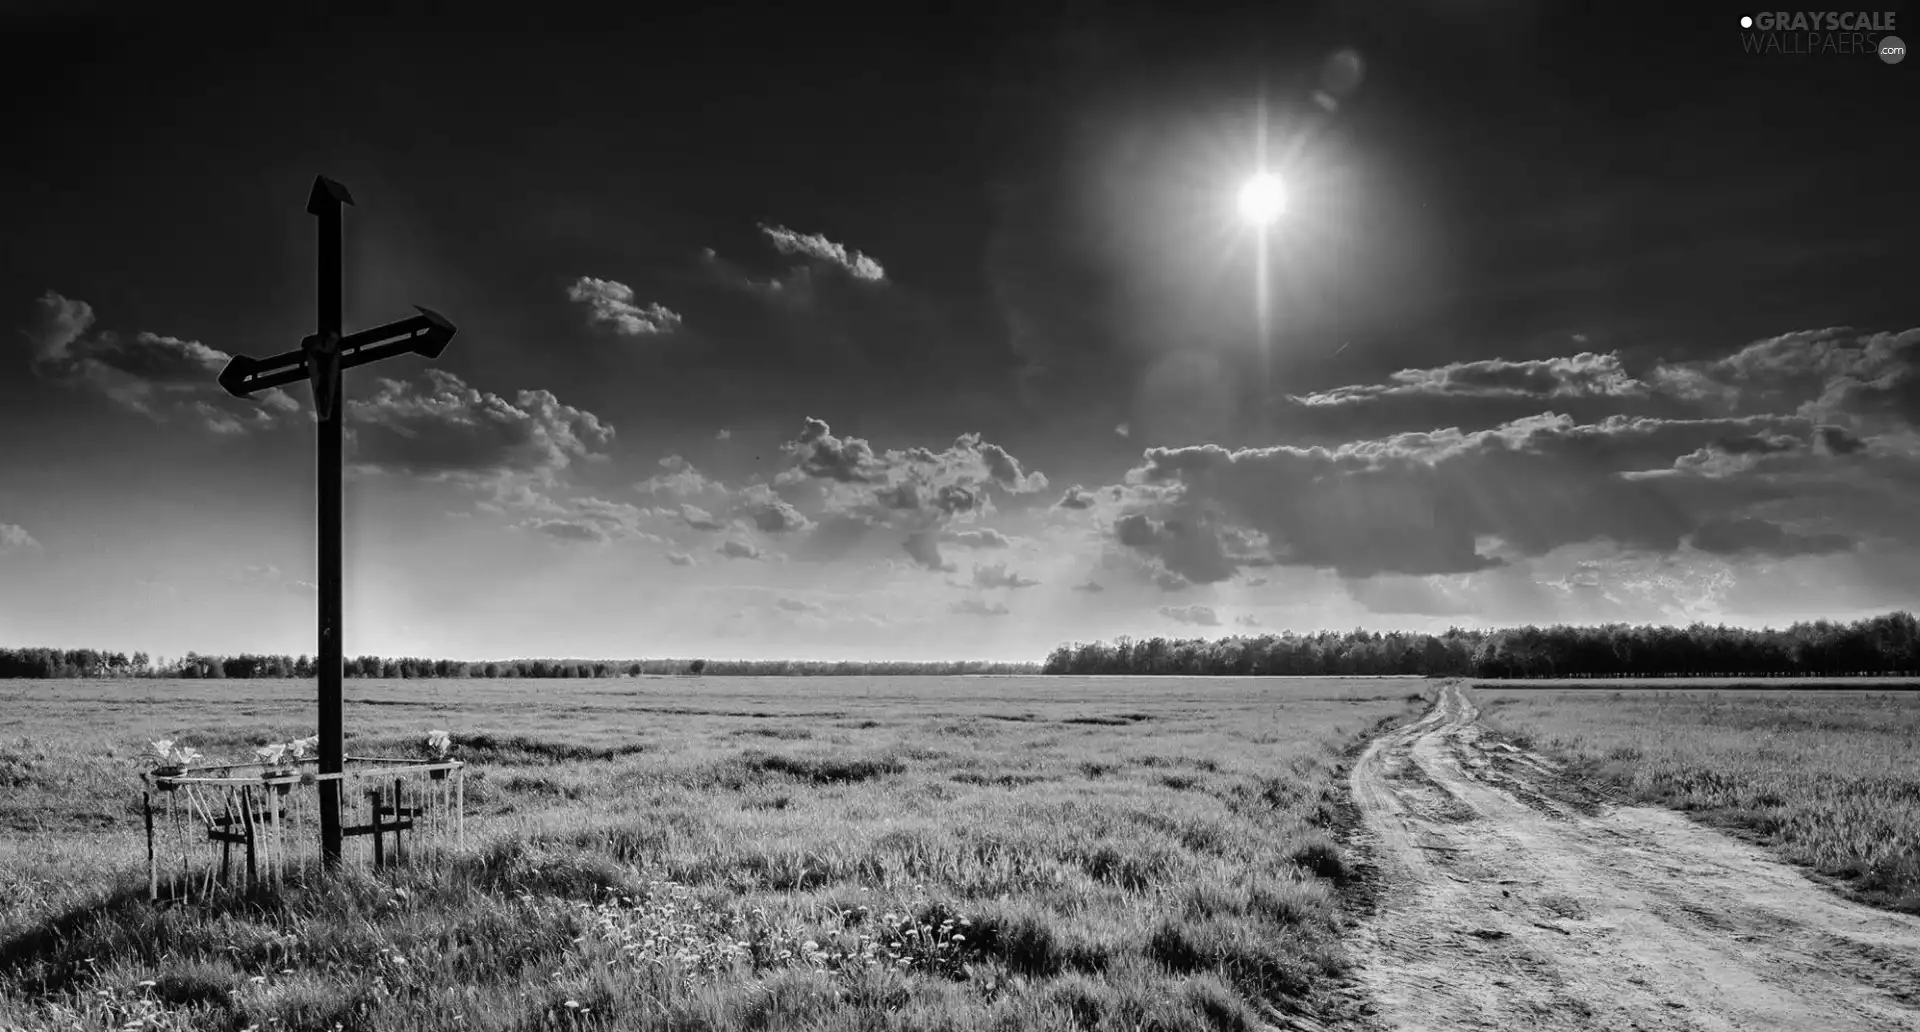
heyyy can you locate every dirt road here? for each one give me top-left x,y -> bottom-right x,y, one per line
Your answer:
1347,681 -> 1920,1031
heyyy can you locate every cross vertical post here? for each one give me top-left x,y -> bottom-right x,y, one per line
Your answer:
215,175 -> 457,871
309,175 -> 351,866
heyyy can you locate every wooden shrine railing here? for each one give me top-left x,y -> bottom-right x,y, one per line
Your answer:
141,755 -> 465,902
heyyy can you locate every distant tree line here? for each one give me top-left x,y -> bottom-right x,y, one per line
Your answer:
0,648 -> 1040,679
8,612 -> 1917,680
1042,612 -> 1920,679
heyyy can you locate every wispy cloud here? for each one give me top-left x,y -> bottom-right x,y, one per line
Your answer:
1291,352 -> 1648,406
565,277 -> 683,336
1159,604 -> 1220,627
0,523 -> 40,553
757,224 -> 886,281
971,562 -> 1039,589
18,291 -> 296,433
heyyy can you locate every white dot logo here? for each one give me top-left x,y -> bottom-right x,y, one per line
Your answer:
1740,15 -> 1753,28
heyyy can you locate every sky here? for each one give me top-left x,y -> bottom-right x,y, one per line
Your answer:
2,0 -> 1917,662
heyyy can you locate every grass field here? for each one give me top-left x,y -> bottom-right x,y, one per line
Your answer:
0,675 -> 1427,1031
1470,677 -> 1920,690
1473,684 -> 1920,913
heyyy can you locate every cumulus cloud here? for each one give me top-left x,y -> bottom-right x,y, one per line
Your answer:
757,224 -> 886,281
1055,486 -> 1097,510
717,539 -> 765,561
1652,327 -> 1920,431
565,277 -> 682,336
777,417 -> 1048,571
1,524 -> 40,553
1097,409 -> 1873,583
1072,580 -> 1106,593
18,291 -> 295,432
971,562 -> 1040,589
637,455 -> 726,499
950,598 -> 1010,617
679,504 -> 727,532
666,552 -> 696,566
347,369 -> 615,504
1159,604 -> 1220,627
735,484 -> 813,534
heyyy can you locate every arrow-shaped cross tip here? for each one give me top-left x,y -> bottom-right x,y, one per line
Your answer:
305,175 -> 355,214
413,305 -> 456,333
217,356 -> 259,398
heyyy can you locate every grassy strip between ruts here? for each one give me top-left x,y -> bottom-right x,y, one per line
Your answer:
1473,684 -> 1920,914
0,676 -> 1427,1031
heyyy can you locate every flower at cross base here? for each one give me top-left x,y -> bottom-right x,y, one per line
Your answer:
148,740 -> 203,767
424,730 -> 452,759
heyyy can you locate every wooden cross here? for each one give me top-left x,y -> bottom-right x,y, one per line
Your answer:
216,175 -> 457,865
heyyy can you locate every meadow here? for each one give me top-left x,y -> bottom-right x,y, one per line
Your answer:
1473,683 -> 1920,913
0,675 -> 1428,1031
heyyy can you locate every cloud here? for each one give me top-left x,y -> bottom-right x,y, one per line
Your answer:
902,529 -> 956,572
777,417 -> 1049,571
950,598 -> 1010,617
637,454 -> 726,499
1092,408 -> 1891,582
972,562 -> 1040,589
1235,614 -> 1261,628
1292,352 -> 1648,406
717,539 -> 766,561
944,527 -> 1011,549
521,517 -> 604,542
1652,327 -> 1920,431
565,277 -> 682,336
516,497 -> 666,546
679,504 -> 727,532
666,552 -> 696,566
1689,517 -> 1852,558
735,485 -> 813,534
18,291 -> 294,432
757,224 -> 886,281
347,369 -> 615,496
717,428 -> 731,440
1072,580 -> 1106,593
1158,604 -> 1221,627
776,597 -> 820,613
1,524 -> 40,553
1115,423 -> 1130,438
1055,486 -> 1097,510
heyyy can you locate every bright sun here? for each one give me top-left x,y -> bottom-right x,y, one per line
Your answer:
1238,171 -> 1287,226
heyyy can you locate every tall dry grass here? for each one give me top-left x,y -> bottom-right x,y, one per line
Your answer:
0,676 -> 1426,1030
1475,686 -> 1920,912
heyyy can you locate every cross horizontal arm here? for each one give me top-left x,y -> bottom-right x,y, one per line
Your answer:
216,307 -> 457,399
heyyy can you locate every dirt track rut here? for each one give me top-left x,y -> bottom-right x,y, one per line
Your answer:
1348,681 -> 1920,1031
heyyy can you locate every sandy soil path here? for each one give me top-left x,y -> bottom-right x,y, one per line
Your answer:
1347,681 -> 1920,1031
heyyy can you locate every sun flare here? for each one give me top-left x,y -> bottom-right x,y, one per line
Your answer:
1237,171 -> 1286,226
